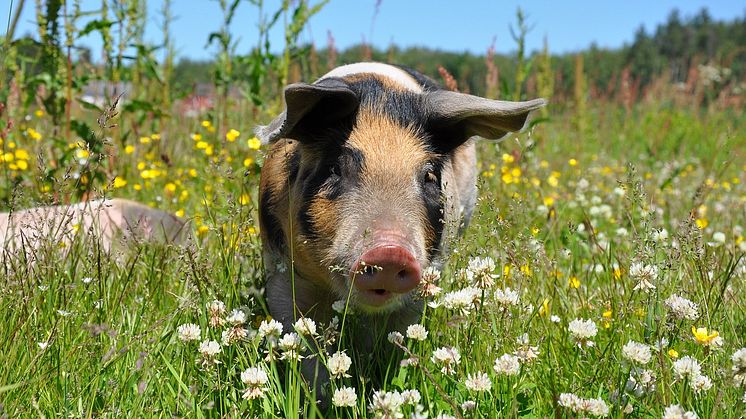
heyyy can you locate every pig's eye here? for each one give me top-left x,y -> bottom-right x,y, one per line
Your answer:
421,163 -> 439,185
328,163 -> 342,179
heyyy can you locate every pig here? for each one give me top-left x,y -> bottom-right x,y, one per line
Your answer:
257,62 -> 545,397
1,198 -> 188,264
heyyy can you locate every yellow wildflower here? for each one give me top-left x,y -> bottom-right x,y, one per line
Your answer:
165,182 -> 177,193
568,276 -> 580,288
175,209 -> 185,218
15,160 -> 28,170
501,153 -> 514,163
26,128 -> 42,141
247,137 -> 261,150
191,133 -> 202,141
244,158 -> 254,167
691,326 -> 719,345
139,136 -> 151,144
695,218 -> 708,229
34,110 -> 44,117
75,149 -> 90,159
668,348 -> 679,358
201,120 -> 212,128
226,129 -> 240,142
14,149 -> 30,160
197,225 -> 209,236
113,176 -> 128,188
239,193 -> 250,205
539,298 -> 550,316
568,158 -> 578,166
125,145 -> 135,154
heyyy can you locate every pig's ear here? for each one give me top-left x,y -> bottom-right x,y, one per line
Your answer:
427,90 -> 546,145
256,79 -> 359,144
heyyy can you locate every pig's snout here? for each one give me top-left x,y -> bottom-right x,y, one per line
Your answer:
352,243 -> 421,307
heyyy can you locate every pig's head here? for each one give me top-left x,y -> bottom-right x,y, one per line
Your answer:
258,66 -> 544,312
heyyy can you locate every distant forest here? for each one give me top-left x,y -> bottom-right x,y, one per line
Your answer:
169,8 -> 745,100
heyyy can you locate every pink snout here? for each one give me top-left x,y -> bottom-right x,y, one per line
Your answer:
352,245 -> 421,306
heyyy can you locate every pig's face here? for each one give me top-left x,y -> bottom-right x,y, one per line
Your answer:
258,64 -> 545,312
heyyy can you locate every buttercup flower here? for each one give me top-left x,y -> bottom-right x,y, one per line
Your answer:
691,326 -> 719,346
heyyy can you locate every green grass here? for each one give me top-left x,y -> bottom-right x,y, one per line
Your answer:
0,102 -> 745,418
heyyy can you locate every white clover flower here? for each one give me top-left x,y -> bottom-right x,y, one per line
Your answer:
690,374 -> 712,393
585,398 -> 610,417
332,386 -> 357,407
207,300 -> 226,327
493,287 -> 520,310
406,324 -> 428,341
550,315 -> 561,323
369,390 -> 404,418
467,256 -> 498,288
559,393 -> 609,417
622,340 -> 652,365
332,300 -> 347,314
226,309 -> 247,326
568,318 -> 598,347
672,356 -> 702,380
709,231 -> 726,246
464,372 -> 491,392
176,323 -> 201,342
461,400 -> 477,411
664,294 -> 699,321
493,353 -> 521,376
387,331 -> 404,345
652,228 -> 669,242
626,368 -> 657,396
515,334 -> 538,360
278,332 -> 303,361
431,346 -> 461,375
441,287 -> 481,315
558,393 -> 584,411
732,347 -> 746,387
294,317 -> 317,336
240,366 -> 269,400
327,351 -> 352,379
616,227 -> 629,237
258,318 -> 283,343
419,266 -> 443,297
401,389 -> 421,405
630,262 -> 658,292
81,276 -> 94,284
221,324 -> 250,346
663,404 -> 698,419
198,339 -> 221,357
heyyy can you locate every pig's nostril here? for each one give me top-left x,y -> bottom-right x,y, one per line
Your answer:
373,289 -> 386,295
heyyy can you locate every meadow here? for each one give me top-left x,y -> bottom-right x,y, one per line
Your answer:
1,2 -> 745,418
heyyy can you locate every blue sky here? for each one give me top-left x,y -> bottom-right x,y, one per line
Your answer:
8,0 -> 745,61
